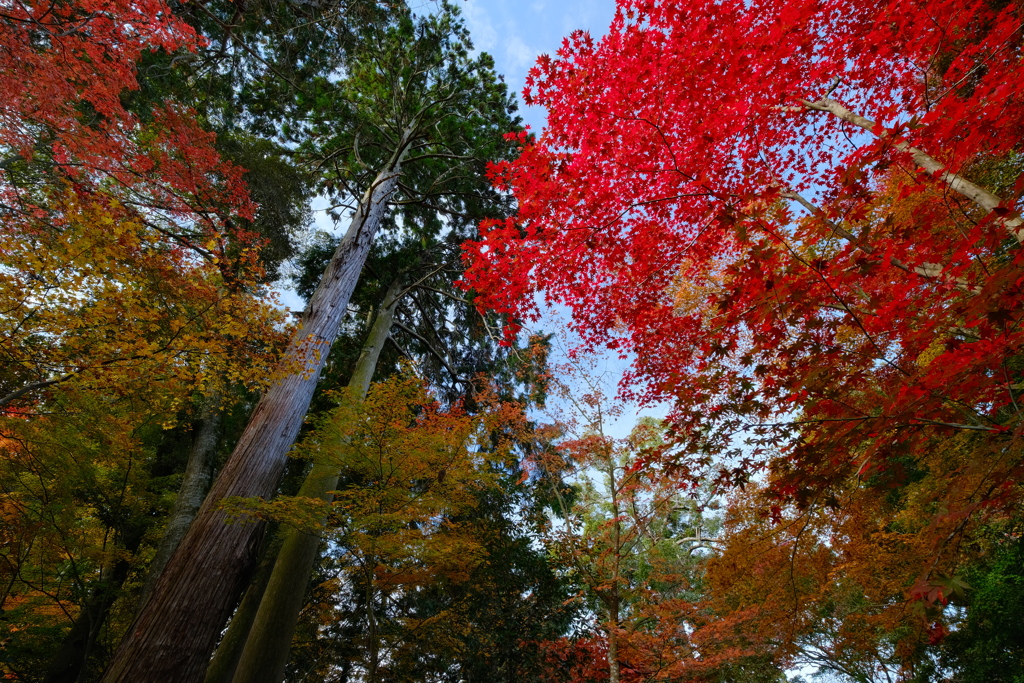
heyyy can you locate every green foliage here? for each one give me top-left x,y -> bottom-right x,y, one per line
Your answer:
285,0 -> 525,406
299,1 -> 520,230
935,529 -> 1024,682
216,134 -> 314,282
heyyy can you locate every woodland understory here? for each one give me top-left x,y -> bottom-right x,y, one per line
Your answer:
2,0 -> 1024,681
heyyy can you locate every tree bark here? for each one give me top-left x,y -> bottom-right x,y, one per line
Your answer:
137,393 -> 222,612
229,278 -> 402,683
607,609 -> 620,683
802,97 -> 1024,243
100,135 -> 411,683
366,562 -> 381,683
203,530 -> 283,683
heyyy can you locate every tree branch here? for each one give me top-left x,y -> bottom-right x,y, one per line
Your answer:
391,320 -> 468,386
0,373 -> 77,407
799,96 -> 1023,243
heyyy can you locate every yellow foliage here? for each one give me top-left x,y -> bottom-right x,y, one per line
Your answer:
0,186 -> 290,408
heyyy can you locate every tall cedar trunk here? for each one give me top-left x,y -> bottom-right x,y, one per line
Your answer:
203,530 -> 283,683
229,279 -> 402,683
100,138 -> 410,683
137,393 -> 222,612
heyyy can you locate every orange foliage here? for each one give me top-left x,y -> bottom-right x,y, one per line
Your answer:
699,423 -> 1023,677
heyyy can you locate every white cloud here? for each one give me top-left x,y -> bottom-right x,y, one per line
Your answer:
458,0 -> 498,53
502,33 -> 539,75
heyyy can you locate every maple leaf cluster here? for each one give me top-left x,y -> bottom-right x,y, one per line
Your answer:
1,0 -> 259,261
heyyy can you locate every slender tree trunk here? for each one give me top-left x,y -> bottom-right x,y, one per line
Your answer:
137,393 -> 222,612
802,97 -> 1024,243
606,451 -> 621,683
607,600 -> 620,683
42,532 -> 143,683
366,561 -> 380,683
100,137 -> 411,683
229,279 -> 402,683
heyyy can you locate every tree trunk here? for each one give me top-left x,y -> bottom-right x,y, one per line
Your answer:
607,609 -> 620,683
137,393 -> 222,612
100,138 -> 411,683
203,530 -> 283,683
42,529 -> 145,683
366,561 -> 381,683
229,279 -> 401,683
606,451 -> 621,683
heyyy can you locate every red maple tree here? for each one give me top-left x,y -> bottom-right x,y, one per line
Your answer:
462,0 -> 1024,536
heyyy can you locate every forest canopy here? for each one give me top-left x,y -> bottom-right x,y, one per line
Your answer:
2,0 -> 1023,681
